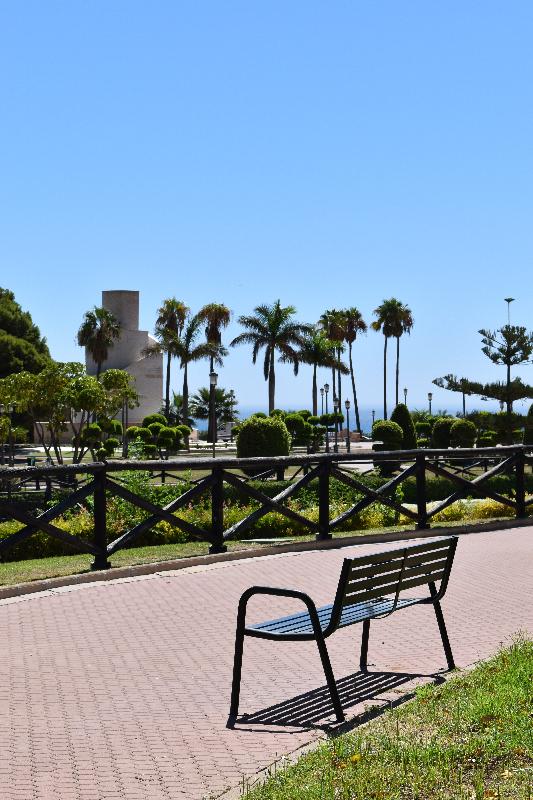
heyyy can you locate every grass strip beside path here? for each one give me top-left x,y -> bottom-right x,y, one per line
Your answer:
244,639 -> 533,800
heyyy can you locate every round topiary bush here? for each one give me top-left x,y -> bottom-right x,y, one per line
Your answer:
136,427 -> 153,443
431,417 -> 456,449
415,421 -> 431,438
147,422 -> 165,437
417,437 -> 430,448
372,419 -> 403,476
478,431 -> 496,448
390,404 -> 417,449
104,436 -> 120,454
372,420 -> 403,449
96,447 -> 108,461
236,415 -> 290,461
143,444 -> 158,458
142,413 -> 167,427
450,419 -> 477,448
284,413 -> 306,445
125,425 -> 141,440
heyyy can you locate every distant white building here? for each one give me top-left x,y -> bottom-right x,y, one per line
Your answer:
85,290 -> 163,425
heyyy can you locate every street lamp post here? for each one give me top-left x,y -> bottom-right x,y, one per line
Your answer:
333,398 -> 339,453
403,387 -> 408,405
320,387 -> 324,416
209,371 -> 218,458
345,399 -> 351,453
428,392 -> 433,416
324,383 -> 330,453
372,409 -> 375,426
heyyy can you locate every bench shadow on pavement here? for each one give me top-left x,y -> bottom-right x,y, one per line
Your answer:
228,669 -> 445,734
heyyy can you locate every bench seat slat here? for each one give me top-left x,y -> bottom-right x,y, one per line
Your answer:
247,596 -> 420,638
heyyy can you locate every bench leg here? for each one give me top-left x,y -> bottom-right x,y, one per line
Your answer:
429,582 -> 455,671
315,633 -> 345,723
229,623 -> 246,721
360,619 -> 370,672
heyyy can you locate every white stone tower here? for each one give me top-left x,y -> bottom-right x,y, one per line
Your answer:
85,290 -> 163,425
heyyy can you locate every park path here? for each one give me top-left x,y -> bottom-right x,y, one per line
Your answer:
0,527 -> 532,800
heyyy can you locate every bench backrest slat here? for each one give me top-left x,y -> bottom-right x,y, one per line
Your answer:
328,537 -> 457,630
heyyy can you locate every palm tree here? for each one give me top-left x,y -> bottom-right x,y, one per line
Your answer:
148,298 -> 189,418
174,314 -> 213,445
318,310 -> 346,406
197,303 -> 231,442
299,331 -> 346,415
371,299 -> 413,418
189,386 -> 239,428
395,303 -> 413,407
371,300 -> 397,420
77,306 -> 121,379
231,300 -> 311,413
343,308 -> 367,432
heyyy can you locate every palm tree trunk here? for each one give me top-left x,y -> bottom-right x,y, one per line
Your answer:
268,350 -> 275,413
337,347 -> 342,407
348,342 -> 361,432
395,336 -> 400,407
183,363 -> 190,450
208,354 -> 214,443
165,352 -> 171,419
383,335 -> 388,420
312,363 -> 317,416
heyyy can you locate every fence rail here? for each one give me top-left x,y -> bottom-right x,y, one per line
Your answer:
0,446 -> 531,570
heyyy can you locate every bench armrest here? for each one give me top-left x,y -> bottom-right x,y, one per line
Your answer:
236,586 -> 321,634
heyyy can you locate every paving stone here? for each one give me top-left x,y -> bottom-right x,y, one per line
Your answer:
0,528 -> 531,799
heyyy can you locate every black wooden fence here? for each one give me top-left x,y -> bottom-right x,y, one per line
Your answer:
0,445 -> 531,570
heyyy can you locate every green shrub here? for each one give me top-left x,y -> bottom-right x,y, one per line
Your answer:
147,422 -> 165,436
417,437 -> 429,448
176,425 -> 191,439
478,432 -> 496,448
270,409 -> 286,419
251,412 -> 267,419
143,444 -> 158,458
390,404 -> 417,449
236,415 -> 291,463
372,420 -> 403,476
285,413 -> 307,446
104,437 -> 119,454
136,427 -> 153,443
142,413 -> 167,427
126,426 -> 141,440
81,422 -> 102,445
371,420 -> 403,448
96,447 -> 108,460
431,417 -> 456,448
415,421 -> 431,437
297,410 -> 311,420
450,418 -> 477,448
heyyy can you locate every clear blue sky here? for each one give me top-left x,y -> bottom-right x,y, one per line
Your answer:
1,1 -> 532,417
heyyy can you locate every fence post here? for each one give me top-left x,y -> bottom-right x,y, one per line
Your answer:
91,468 -> 111,570
515,448 -> 526,519
209,466 -> 227,554
415,453 -> 429,530
316,460 -> 331,540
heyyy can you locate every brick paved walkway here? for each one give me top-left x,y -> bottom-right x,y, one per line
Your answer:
0,528 -> 531,800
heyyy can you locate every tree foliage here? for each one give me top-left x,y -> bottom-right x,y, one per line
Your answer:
0,288 -> 50,377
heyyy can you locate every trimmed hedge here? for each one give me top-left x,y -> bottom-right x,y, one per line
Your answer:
431,417 -> 455,448
236,415 -> 290,459
390,404 -> 417,449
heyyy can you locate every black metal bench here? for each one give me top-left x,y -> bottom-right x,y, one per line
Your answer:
229,536 -> 458,723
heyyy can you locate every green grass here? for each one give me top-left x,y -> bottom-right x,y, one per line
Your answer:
243,639 -> 533,800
